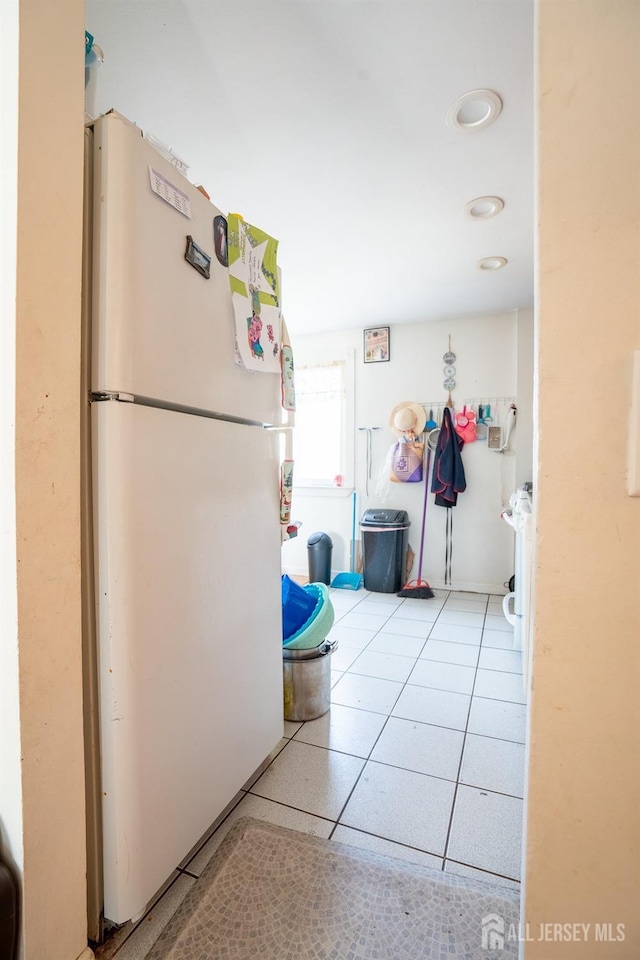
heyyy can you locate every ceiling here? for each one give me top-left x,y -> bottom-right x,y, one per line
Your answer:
86,1 -> 534,338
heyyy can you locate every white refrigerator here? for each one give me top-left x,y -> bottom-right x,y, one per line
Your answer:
82,111 -> 284,933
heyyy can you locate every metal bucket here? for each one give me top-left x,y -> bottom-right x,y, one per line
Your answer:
283,639 -> 337,722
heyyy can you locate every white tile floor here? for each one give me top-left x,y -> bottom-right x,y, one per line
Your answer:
97,587 -> 525,959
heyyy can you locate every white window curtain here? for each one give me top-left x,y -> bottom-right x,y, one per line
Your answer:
294,354 -> 354,488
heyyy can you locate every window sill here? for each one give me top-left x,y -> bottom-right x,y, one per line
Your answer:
294,485 -> 355,498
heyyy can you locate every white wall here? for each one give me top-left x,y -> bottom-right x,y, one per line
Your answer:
283,311 -> 532,593
515,306 -> 534,489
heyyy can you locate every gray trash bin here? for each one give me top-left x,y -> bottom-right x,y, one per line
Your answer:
307,532 -> 333,584
283,639 -> 338,721
360,509 -> 410,593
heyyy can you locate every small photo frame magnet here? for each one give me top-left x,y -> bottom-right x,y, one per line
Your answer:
184,235 -> 211,278
213,215 -> 228,267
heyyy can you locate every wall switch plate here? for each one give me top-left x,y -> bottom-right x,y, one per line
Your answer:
487,425 -> 503,449
628,350 -> 640,496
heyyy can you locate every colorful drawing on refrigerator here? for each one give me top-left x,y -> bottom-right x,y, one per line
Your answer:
280,459 -> 294,525
228,213 -> 281,374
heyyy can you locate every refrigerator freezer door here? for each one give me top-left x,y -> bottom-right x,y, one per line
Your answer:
92,401 -> 283,924
90,112 -> 281,425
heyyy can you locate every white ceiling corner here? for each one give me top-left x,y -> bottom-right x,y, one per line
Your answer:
85,0 -> 534,337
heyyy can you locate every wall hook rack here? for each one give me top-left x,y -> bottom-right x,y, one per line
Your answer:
358,426 -> 381,496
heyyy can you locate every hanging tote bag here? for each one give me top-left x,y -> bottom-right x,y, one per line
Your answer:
390,441 -> 424,483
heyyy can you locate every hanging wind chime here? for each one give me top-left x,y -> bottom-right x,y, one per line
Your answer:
431,337 -> 467,585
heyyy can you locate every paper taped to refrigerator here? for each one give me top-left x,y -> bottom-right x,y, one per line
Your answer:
280,316 -> 296,412
228,214 -> 281,374
148,166 -> 192,218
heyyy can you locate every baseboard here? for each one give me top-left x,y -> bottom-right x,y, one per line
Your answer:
427,580 -> 508,596
283,565 -> 508,597
76,948 -> 95,960
282,564 -> 310,577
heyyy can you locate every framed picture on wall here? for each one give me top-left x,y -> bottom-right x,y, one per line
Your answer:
363,326 -> 390,363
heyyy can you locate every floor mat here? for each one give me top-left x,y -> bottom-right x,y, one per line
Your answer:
145,817 -> 520,959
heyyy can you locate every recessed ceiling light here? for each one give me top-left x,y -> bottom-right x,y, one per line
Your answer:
446,89 -> 503,132
464,196 -> 504,220
477,256 -> 508,271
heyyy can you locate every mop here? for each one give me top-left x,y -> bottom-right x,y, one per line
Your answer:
397,442 -> 434,599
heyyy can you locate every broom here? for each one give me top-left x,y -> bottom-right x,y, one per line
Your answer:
397,441 -> 434,599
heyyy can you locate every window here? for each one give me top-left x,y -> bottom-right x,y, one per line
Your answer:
293,353 -> 354,488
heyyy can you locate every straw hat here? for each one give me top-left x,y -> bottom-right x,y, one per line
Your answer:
389,401 -> 427,439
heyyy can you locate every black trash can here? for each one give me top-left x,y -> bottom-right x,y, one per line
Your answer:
360,509 -> 410,593
307,532 -> 333,585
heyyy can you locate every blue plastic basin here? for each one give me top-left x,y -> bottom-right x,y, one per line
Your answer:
282,583 -> 335,650
282,575 -> 317,640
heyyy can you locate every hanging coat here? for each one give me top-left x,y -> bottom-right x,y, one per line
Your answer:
431,406 -> 466,506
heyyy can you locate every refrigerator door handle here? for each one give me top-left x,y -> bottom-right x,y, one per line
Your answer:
91,391 -> 274,428
91,391 -> 135,403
